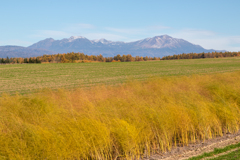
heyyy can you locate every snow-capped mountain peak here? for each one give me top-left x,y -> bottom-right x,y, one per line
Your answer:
68,36 -> 86,42
26,34 -> 219,58
133,35 -> 187,49
92,38 -> 111,44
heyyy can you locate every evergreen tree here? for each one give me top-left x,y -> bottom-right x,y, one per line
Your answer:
24,58 -> 28,63
29,58 -> 33,63
36,58 -> 41,63
5,57 -> 10,63
0,58 -> 4,63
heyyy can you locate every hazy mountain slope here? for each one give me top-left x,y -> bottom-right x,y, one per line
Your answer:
0,46 -> 57,58
29,38 -> 55,50
28,35 -> 217,57
1,35 -> 219,58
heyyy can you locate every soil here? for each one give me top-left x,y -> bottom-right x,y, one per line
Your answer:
142,131 -> 240,160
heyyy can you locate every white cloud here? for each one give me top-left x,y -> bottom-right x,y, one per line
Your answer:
30,30 -> 71,39
147,25 -> 171,30
83,33 -> 128,41
105,27 -> 144,34
75,23 -> 95,29
227,46 -> 240,51
171,29 -> 240,51
229,36 -> 240,44
172,29 -> 216,39
29,23 -> 96,40
105,25 -> 170,35
65,23 -> 95,33
0,39 -> 32,46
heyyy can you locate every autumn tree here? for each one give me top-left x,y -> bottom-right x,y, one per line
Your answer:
121,55 -> 126,62
114,54 -> 121,61
97,54 -> 104,62
126,54 -> 133,62
61,54 -> 68,63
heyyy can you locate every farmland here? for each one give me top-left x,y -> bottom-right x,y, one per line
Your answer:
1,57 -> 240,159
1,57 -> 240,94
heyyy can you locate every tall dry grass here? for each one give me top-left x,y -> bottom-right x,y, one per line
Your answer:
1,71 -> 240,159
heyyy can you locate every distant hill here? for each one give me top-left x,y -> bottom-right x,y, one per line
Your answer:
0,46 -> 57,58
0,35 -> 221,58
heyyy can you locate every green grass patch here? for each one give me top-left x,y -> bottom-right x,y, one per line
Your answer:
1,57 -> 240,94
210,149 -> 240,160
188,143 -> 240,160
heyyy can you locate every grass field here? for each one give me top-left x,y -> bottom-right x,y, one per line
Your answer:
189,142 -> 240,160
1,57 -> 240,94
211,149 -> 240,159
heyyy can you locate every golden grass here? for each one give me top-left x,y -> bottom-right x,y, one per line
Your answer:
1,71 -> 240,159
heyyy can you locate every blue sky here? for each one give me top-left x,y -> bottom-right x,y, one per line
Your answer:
1,0 -> 240,51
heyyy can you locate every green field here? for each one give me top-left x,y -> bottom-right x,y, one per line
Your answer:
189,142 -> 240,160
1,57 -> 240,94
211,149 -> 240,160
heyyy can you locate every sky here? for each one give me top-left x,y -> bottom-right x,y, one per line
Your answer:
1,0 -> 240,51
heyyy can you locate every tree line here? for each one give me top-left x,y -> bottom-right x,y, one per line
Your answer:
0,57 -> 41,64
39,52 -> 160,63
0,52 -> 160,64
161,51 -> 240,60
0,51 -> 240,64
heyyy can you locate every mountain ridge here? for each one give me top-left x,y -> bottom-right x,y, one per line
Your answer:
0,46 -> 57,58
0,35 -> 222,58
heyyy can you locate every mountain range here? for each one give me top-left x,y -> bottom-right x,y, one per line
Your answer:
0,35 -> 220,58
